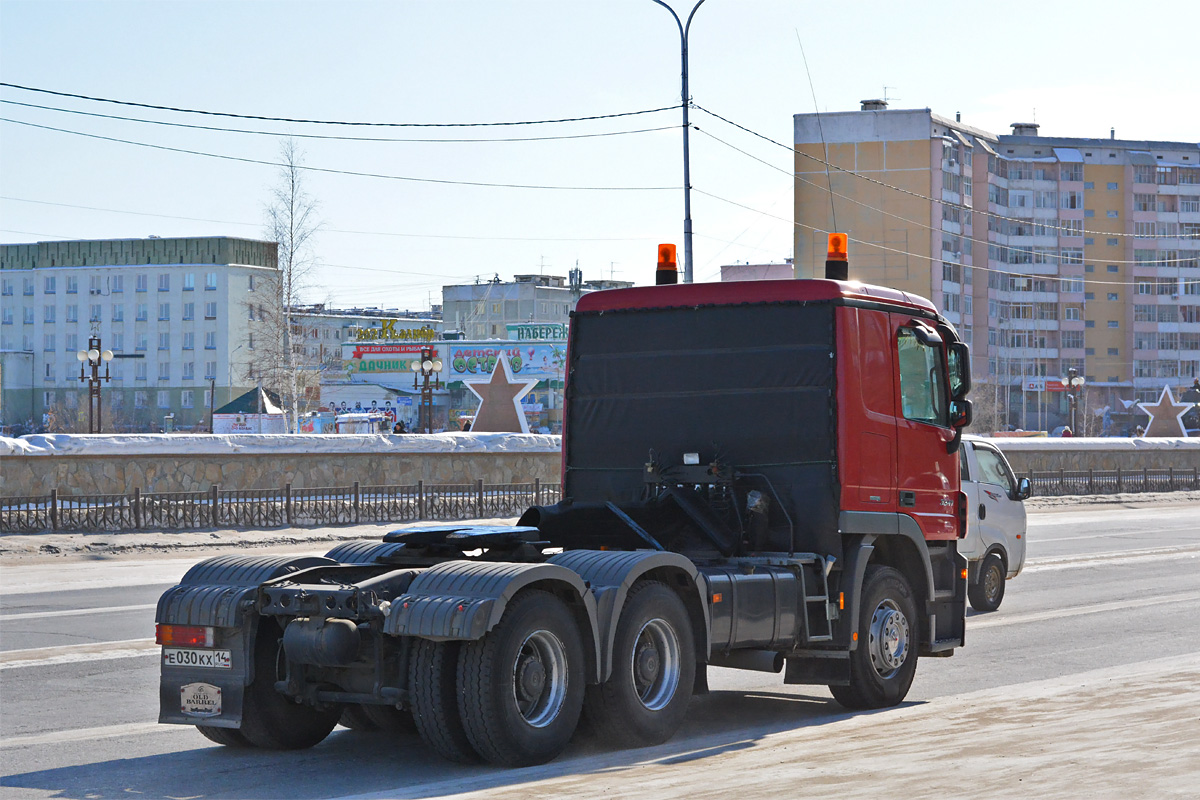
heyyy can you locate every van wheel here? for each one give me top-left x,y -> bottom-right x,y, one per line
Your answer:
969,553 -> 1006,612
458,590 -> 585,766
239,620 -> 341,749
829,565 -> 918,710
584,582 -> 694,748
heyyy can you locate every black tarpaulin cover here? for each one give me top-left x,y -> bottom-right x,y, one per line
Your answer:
564,302 -> 839,556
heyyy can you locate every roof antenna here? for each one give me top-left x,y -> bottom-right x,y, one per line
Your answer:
795,29 -> 837,232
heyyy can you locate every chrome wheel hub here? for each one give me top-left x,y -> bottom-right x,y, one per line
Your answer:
511,629 -> 567,728
867,600 -> 910,678
631,618 -> 682,711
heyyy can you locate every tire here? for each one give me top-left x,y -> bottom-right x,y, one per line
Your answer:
969,552 -> 1006,612
829,565 -> 919,710
583,582 -> 695,748
196,724 -> 251,747
361,703 -> 417,734
238,620 -> 341,750
458,590 -> 586,766
408,639 -> 478,762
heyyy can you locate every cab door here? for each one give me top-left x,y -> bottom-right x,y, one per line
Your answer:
970,442 -> 1028,576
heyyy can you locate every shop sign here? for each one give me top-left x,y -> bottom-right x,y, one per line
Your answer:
450,344 -> 565,379
351,320 -> 437,342
507,323 -> 567,341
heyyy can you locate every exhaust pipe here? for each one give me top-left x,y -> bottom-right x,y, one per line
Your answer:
708,649 -> 785,673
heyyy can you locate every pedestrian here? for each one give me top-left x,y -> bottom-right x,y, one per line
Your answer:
1060,427 -> 1073,437
393,420 -> 407,434
461,419 -> 472,432
1134,424 -> 1145,437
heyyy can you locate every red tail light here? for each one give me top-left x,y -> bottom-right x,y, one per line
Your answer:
156,624 -> 214,647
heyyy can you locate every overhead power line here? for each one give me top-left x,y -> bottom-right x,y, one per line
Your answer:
0,82 -> 681,128
692,104 -> 1193,240
0,99 -> 681,144
0,117 -> 679,191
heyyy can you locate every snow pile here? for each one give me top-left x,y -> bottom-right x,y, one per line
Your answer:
0,432 -> 562,458
982,436 -> 1199,453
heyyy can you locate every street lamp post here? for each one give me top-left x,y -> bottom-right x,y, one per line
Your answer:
1061,367 -> 1086,434
410,347 -> 443,434
651,0 -> 707,284
76,335 -> 114,433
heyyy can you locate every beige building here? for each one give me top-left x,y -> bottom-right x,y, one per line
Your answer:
794,102 -> 1200,431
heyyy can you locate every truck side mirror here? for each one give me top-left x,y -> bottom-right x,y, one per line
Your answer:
948,342 -> 971,401
950,398 -> 973,429
1016,477 -> 1032,501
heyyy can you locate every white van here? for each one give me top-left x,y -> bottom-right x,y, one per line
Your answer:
959,435 -> 1031,611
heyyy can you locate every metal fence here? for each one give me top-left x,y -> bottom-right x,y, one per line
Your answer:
1023,467 -> 1199,496
0,480 -> 561,534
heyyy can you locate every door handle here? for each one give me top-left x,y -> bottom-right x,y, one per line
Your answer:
978,504 -> 987,520
900,491 -> 916,508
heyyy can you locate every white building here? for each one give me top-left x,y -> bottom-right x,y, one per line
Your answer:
0,236 -> 278,432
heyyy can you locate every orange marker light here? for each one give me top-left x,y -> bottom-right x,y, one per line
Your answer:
656,243 -> 678,285
712,593 -> 723,604
852,631 -> 858,642
961,568 -> 969,580
826,233 -> 849,261
838,591 -> 844,610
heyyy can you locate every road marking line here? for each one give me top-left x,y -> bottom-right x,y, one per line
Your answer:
0,602 -> 158,622
0,637 -> 157,670
1024,543 -> 1200,572
0,721 -> 172,749
970,590 -> 1200,630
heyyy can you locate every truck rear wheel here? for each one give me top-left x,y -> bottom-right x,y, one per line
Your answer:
196,725 -> 251,747
457,590 -> 585,766
584,582 -> 694,748
969,553 -> 1006,612
239,620 -> 341,750
830,565 -> 918,710
408,639 -> 478,762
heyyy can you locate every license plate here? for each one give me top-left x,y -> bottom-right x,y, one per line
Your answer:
163,648 -> 232,669
181,682 -> 222,716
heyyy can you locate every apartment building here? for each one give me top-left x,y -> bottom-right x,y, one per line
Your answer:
0,236 -> 278,431
794,101 -> 1200,430
442,272 -> 631,340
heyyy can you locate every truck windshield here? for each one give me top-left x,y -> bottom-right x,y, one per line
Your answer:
897,328 -> 947,426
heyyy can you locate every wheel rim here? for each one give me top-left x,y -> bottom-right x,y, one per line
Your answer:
511,629 -> 568,728
630,618 -> 682,711
867,599 -> 910,679
984,563 -> 1003,604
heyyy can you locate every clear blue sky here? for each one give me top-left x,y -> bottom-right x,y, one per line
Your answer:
2,0 -> 1196,310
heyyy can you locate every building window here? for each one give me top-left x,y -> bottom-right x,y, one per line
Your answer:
112,304 -> 124,322
204,302 -> 217,319
44,333 -> 56,351
204,361 -> 217,380
1106,182 -> 1118,190
248,333 -> 254,350
158,362 -> 170,381
183,362 -> 195,380
44,363 -> 55,381
112,275 -> 124,293
1108,348 -> 1119,356
1085,320 -> 1096,328
65,304 -> 78,322
1064,307 -> 1081,321
135,362 -> 148,381
1107,265 -> 1119,273
182,332 -> 194,350
1107,210 -> 1119,218
1108,321 -> 1119,328
132,391 -> 146,409
1,278 -> 11,296
158,332 -> 170,350
204,389 -> 212,408
136,274 -> 148,292
181,390 -> 194,408
66,333 -> 78,351
1108,292 -> 1119,301
24,307 -> 34,324
248,275 -> 256,291
1107,238 -> 1119,246
183,302 -> 194,320
204,332 -> 217,349
158,302 -> 170,321
248,304 -> 255,320
158,391 -> 171,409
136,333 -> 148,351
205,273 -> 217,291
183,273 -> 195,291
158,274 -> 169,292
66,276 -> 78,294
136,303 -> 148,321
111,332 -> 124,351
44,305 -> 55,323
111,392 -> 123,409
0,307 -> 11,325
90,304 -> 102,322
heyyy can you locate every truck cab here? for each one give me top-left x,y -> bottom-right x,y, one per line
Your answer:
960,435 -> 1031,611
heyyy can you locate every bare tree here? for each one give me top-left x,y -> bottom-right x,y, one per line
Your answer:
259,138 -> 320,431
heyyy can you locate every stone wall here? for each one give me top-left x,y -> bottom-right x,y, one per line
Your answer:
985,437 -> 1200,474
0,433 -> 561,497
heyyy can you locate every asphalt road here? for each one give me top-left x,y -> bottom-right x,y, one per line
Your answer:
2,501 -> 1198,799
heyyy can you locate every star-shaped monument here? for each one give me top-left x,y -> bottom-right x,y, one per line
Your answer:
1136,384 -> 1192,437
465,357 -> 538,433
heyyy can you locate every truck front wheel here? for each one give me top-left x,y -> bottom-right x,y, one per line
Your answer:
584,582 -> 695,748
830,565 -> 918,710
969,552 -> 1006,612
457,590 -> 585,766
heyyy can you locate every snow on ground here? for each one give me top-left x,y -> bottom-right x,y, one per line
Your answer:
0,432 -> 561,457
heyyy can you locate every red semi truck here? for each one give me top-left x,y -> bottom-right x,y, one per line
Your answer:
155,257 -> 973,766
